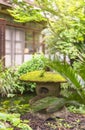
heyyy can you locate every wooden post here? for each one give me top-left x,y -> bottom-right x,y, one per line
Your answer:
42,34 -> 45,54
0,18 -> 6,65
33,31 -> 36,54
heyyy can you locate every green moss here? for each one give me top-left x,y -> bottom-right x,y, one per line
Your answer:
20,70 -> 66,83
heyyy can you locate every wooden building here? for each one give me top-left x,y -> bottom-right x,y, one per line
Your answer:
0,0 -> 45,67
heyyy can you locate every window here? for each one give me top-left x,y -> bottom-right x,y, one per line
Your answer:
25,31 -> 40,54
5,26 -> 25,66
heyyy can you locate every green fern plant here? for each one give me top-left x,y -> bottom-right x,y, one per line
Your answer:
78,58 -> 85,81
48,60 -> 85,104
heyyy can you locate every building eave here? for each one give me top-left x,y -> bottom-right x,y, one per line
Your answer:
0,1 -> 11,7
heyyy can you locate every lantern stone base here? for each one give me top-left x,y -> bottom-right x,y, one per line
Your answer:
36,82 -> 61,97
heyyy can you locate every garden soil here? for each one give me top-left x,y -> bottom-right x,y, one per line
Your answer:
15,111 -> 85,130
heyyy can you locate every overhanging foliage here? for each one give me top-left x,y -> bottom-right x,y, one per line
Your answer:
8,0 -> 47,23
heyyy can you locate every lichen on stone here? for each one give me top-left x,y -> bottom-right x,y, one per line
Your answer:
20,70 -> 66,83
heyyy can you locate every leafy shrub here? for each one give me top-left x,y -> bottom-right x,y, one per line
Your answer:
18,54 -> 48,75
0,67 -> 25,97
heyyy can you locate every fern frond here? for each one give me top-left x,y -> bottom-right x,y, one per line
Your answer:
48,60 -> 85,102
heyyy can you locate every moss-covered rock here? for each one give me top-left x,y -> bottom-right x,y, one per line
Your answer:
19,70 -> 66,83
31,96 -> 67,113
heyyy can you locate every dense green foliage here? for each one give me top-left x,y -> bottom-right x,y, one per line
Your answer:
8,0 -> 46,23
18,54 -> 48,75
36,0 -> 85,63
0,67 -> 25,96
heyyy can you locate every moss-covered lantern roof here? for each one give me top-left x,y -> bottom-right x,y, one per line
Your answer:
20,70 -> 66,83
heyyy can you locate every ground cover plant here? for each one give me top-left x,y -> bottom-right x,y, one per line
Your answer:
0,112 -> 32,130
0,94 -> 34,129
